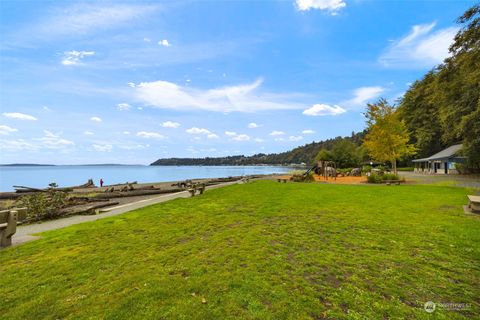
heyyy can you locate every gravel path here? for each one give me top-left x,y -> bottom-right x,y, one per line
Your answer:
11,181 -> 239,247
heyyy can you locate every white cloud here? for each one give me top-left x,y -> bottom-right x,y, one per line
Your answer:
270,130 -> 285,136
295,0 -> 346,15
186,146 -> 199,154
207,133 -> 219,139
0,139 -> 37,151
254,138 -> 265,143
248,122 -> 260,128
136,131 -> 165,139
158,39 -> 171,47
127,82 -> 136,88
84,131 -> 94,135
225,131 -> 237,136
2,112 -> 37,121
61,50 -> 95,66
186,127 -> 211,135
289,135 -> 303,142
232,134 -> 250,141
343,87 -> 384,108
143,37 -> 151,42
134,78 -> 305,113
117,103 -> 131,111
0,125 -> 18,135
0,131 -> 74,151
274,138 -> 285,142
35,130 -> 75,149
161,121 -> 180,128
117,143 -> 150,150
379,22 -> 458,68
38,4 -> 158,37
303,104 -> 346,116
90,116 -> 102,122
302,129 -> 315,134
91,144 -> 113,152
123,131 -> 131,135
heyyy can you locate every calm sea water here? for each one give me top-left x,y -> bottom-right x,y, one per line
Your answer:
0,165 -> 292,192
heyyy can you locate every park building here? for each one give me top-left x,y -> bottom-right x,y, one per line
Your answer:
412,144 -> 467,174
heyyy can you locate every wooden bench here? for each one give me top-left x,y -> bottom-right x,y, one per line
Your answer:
241,177 -> 250,184
0,208 -> 27,248
467,195 -> 480,213
385,180 -> 405,186
277,178 -> 288,183
188,183 -> 206,197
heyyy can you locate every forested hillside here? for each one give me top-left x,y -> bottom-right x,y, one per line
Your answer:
398,4 -> 480,168
151,131 -> 366,166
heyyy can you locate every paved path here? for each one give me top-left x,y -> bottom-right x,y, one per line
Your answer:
398,172 -> 480,188
11,181 -> 239,247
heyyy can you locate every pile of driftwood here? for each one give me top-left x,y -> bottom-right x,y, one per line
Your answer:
0,175 -> 263,218
0,180 -> 96,200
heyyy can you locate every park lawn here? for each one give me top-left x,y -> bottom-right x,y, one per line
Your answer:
0,181 -> 479,319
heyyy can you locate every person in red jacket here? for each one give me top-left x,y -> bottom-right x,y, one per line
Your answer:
100,178 -> 104,187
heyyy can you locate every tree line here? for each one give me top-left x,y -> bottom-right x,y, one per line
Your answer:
398,4 -> 480,168
150,131 -> 366,166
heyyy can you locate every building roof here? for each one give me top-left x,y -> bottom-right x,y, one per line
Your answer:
412,144 -> 465,162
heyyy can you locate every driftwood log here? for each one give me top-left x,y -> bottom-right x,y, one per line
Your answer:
104,181 -> 138,187
59,201 -> 119,216
0,192 -> 38,200
94,188 -> 184,199
13,179 -> 95,193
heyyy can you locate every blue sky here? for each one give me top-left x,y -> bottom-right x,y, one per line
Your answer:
0,0 -> 474,164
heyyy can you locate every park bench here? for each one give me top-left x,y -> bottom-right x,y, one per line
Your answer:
188,183 -> 206,197
277,178 -> 288,183
384,180 -> 405,186
0,208 -> 27,248
241,177 -> 250,184
467,195 -> 480,213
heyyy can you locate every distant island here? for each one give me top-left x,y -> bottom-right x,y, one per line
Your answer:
0,163 -> 56,167
0,164 -> 141,167
151,132 -> 366,166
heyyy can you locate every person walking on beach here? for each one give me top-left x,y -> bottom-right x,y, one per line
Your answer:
100,178 -> 104,187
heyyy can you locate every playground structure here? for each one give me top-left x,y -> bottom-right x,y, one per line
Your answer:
305,161 -> 337,181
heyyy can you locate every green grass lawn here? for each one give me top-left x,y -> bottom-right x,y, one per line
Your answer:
1,181 -> 479,319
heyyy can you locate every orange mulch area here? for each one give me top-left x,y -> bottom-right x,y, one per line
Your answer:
313,175 -> 366,184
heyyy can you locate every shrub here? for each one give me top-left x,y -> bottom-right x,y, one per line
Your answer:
292,172 -> 315,182
455,163 -> 466,174
367,173 -> 383,183
362,165 -> 372,173
376,165 -> 389,173
18,187 -> 68,221
382,173 -> 400,181
303,171 -> 315,182
337,168 -> 353,176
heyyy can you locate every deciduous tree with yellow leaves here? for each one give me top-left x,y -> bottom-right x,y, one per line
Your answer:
364,99 -> 416,174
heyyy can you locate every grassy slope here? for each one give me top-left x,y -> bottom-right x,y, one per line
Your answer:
1,181 -> 479,319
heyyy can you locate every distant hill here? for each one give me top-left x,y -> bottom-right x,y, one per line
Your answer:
151,131 -> 366,166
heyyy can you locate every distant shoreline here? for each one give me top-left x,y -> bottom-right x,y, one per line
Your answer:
0,164 -> 307,167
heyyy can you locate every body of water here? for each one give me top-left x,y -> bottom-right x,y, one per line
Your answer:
0,165 -> 293,192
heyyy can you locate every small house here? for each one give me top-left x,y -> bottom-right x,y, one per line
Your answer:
412,144 -> 466,174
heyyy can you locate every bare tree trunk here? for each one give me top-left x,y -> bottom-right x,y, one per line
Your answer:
392,158 -> 397,175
